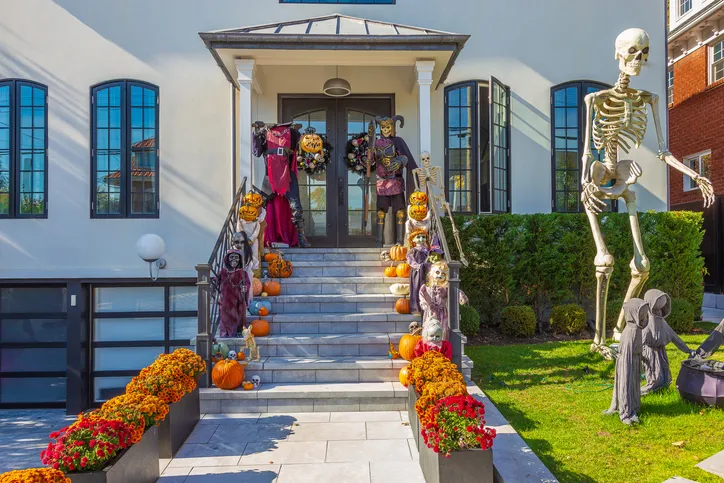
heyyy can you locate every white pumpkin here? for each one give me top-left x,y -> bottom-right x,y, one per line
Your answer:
389,283 -> 410,296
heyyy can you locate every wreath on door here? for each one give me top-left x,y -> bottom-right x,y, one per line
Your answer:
345,132 -> 373,176
297,127 -> 332,178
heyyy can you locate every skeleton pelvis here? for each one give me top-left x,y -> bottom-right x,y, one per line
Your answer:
591,159 -> 641,199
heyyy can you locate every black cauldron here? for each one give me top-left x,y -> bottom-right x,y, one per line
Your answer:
676,358 -> 724,408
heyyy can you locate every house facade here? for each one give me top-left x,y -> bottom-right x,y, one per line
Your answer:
0,0 -> 667,410
667,0 -> 724,294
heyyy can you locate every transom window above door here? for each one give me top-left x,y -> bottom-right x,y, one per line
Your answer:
91,80 -> 159,218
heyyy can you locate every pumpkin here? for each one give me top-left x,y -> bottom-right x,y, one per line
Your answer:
258,306 -> 269,316
237,351 -> 246,361
384,265 -> 397,278
398,333 -> 421,361
242,380 -> 255,390
251,319 -> 270,337
239,203 -> 258,222
395,297 -> 411,315
396,262 -> 411,278
301,131 -> 323,153
243,192 -> 263,208
268,258 -> 293,278
264,252 -> 280,263
409,190 -> 428,206
252,278 -> 263,296
249,300 -> 272,316
389,283 -> 410,296
262,280 -> 281,296
212,359 -> 244,390
409,204 -> 428,221
399,365 -> 411,387
212,341 -> 230,359
390,245 -> 408,262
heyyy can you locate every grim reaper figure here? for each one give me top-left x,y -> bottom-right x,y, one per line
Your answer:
582,29 -> 715,358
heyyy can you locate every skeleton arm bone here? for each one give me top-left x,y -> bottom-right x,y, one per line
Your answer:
581,93 -> 596,184
648,93 -> 715,208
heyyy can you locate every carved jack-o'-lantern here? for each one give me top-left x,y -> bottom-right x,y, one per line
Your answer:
409,190 -> 428,206
243,192 -> 263,208
409,204 -> 428,222
300,130 -> 323,154
239,203 -> 259,222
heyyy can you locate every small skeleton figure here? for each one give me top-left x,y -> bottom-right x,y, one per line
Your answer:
582,29 -> 715,357
242,325 -> 260,362
412,151 -> 443,194
603,298 -> 649,425
413,318 -> 452,360
405,191 -> 432,248
419,260 -> 468,340
641,289 -> 694,394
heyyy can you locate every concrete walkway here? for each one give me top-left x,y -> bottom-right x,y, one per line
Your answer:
0,409 -> 74,472
159,411 -> 423,483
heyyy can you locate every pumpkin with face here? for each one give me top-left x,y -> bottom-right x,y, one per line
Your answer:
239,203 -> 259,222
243,192 -> 263,208
300,131 -> 323,153
408,204 -> 428,222
409,191 -> 428,206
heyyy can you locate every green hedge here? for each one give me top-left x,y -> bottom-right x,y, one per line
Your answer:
443,211 -> 705,326
460,304 -> 482,339
501,306 -> 537,338
550,304 -> 587,335
668,298 -> 695,334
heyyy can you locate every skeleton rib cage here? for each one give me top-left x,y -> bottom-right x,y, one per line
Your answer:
591,89 -> 648,161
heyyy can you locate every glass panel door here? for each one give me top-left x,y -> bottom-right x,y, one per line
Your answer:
292,109 -> 329,239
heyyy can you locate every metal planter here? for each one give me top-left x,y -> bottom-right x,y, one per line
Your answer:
408,384 -> 420,449
676,359 -> 724,408
68,426 -> 160,483
419,438 -> 494,483
158,387 -> 200,458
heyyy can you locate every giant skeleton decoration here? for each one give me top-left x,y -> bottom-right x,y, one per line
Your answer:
583,29 -> 715,358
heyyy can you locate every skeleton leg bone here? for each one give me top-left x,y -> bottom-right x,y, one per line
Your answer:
586,207 -> 616,358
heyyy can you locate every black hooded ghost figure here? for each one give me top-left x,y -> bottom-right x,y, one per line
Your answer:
603,298 -> 649,425
641,289 -> 693,395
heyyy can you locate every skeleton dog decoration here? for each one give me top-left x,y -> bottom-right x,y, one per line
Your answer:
583,29 -> 715,358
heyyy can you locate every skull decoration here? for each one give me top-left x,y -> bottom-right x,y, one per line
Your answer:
408,204 -> 428,222
614,28 -> 650,76
409,320 -> 421,334
420,151 -> 431,168
224,250 -> 242,271
251,375 -> 261,389
427,261 -> 449,288
300,128 -> 323,153
409,190 -> 428,206
243,192 -> 263,208
227,350 -> 237,360
376,115 -> 404,138
239,203 -> 259,222
231,231 -> 246,250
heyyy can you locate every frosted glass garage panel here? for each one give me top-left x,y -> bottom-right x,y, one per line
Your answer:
1,287 -> 67,313
169,286 -> 197,311
1,318 -> 66,343
1,377 -> 66,403
94,376 -> 132,402
1,348 -> 66,372
93,317 -> 164,341
93,346 -> 163,371
94,287 -> 164,312
170,317 -> 197,341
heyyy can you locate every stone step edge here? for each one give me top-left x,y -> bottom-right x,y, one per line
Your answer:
218,333 -> 407,346
201,381 -> 407,400
263,260 -> 404,267
241,312 -> 419,322
252,294 -> 402,303
272,248 -> 384,254
215,355 -> 473,371
255,276 -> 407,284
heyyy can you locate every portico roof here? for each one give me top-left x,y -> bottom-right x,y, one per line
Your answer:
199,14 -> 469,89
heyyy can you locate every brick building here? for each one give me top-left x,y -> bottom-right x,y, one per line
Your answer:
668,0 -> 724,293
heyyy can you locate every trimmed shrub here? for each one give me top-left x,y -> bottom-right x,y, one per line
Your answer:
550,304 -> 587,335
606,299 -> 624,331
667,298 -> 695,334
500,306 -> 537,338
460,304 -> 482,339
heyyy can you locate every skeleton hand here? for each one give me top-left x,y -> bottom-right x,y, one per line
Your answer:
581,182 -> 607,214
695,176 -> 715,208
580,153 -> 593,184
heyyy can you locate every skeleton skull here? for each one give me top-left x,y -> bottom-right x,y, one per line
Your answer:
409,321 -> 421,334
428,261 -> 449,287
614,28 -> 650,76
251,375 -> 261,388
380,120 -> 395,138
420,151 -> 431,168
227,350 -> 237,360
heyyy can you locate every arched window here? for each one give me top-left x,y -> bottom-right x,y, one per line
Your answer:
0,79 -> 48,218
550,80 -> 611,213
91,80 -> 159,218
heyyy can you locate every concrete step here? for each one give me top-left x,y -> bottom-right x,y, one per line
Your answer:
200,381 -> 407,414
218,333 -> 406,357
270,276 -> 407,295
274,248 -> 384,254
255,294 -> 402,314
263,260 -> 405,277
277,252 -> 384,262
242,312 -> 420,335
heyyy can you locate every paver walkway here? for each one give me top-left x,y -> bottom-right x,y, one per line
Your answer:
158,411 -> 423,483
0,410 -> 74,472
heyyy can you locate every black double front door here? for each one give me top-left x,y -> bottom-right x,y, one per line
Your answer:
280,96 -> 392,248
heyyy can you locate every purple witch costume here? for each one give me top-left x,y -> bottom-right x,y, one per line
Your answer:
407,245 -> 429,314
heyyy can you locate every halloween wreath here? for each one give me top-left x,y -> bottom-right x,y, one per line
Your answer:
345,132 -> 373,176
297,127 -> 332,178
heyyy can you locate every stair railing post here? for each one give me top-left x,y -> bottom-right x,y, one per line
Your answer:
447,260 -> 466,371
196,263 -> 212,388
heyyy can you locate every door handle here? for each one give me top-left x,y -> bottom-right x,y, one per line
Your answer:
338,177 -> 344,205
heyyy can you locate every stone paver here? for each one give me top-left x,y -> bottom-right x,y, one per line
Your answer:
0,410 -> 74,473
696,449 -> 724,478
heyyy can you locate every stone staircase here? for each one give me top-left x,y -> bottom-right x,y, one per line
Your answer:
199,247 -> 473,414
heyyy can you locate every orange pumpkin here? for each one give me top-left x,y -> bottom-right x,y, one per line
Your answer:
211,359 -> 244,390
242,381 -> 255,390
239,203 -> 258,222
236,351 -> 246,361
300,131 -> 323,153
262,280 -> 281,296
243,192 -> 263,208
264,252 -> 280,263
384,265 -> 397,278
390,245 -> 408,262
396,262 -> 411,278
258,307 -> 269,316
399,365 -> 411,387
251,319 -> 270,337
269,258 -> 293,278
409,204 -> 428,221
409,190 -> 428,206
252,278 -> 263,297
398,333 -> 421,361
395,297 -> 411,315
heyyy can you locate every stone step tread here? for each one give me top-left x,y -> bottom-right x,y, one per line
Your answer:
258,276 -> 406,284
249,312 -> 419,322
219,333 -> 407,346
238,355 -> 473,371
272,248 -> 385,254
257,294 -> 401,303
201,381 -> 407,400
263,260 -> 403,267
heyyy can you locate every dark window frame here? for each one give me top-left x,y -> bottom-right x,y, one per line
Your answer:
90,80 -> 160,219
490,77 -> 511,214
280,0 -> 394,3
0,79 -> 49,219
550,80 -> 614,213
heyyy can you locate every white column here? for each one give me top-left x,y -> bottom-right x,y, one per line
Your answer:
415,60 -> 435,157
236,59 -> 255,187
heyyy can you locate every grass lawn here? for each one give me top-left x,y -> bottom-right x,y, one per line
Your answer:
466,322 -> 724,483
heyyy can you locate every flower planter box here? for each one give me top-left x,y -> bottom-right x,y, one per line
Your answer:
408,384 -> 420,450
158,386 -> 200,458
418,437 -> 494,483
68,426 -> 160,483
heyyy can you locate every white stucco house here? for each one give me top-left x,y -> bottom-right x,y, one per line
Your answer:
0,0 -> 667,409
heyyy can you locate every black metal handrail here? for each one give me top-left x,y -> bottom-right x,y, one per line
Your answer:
196,177 -> 247,387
